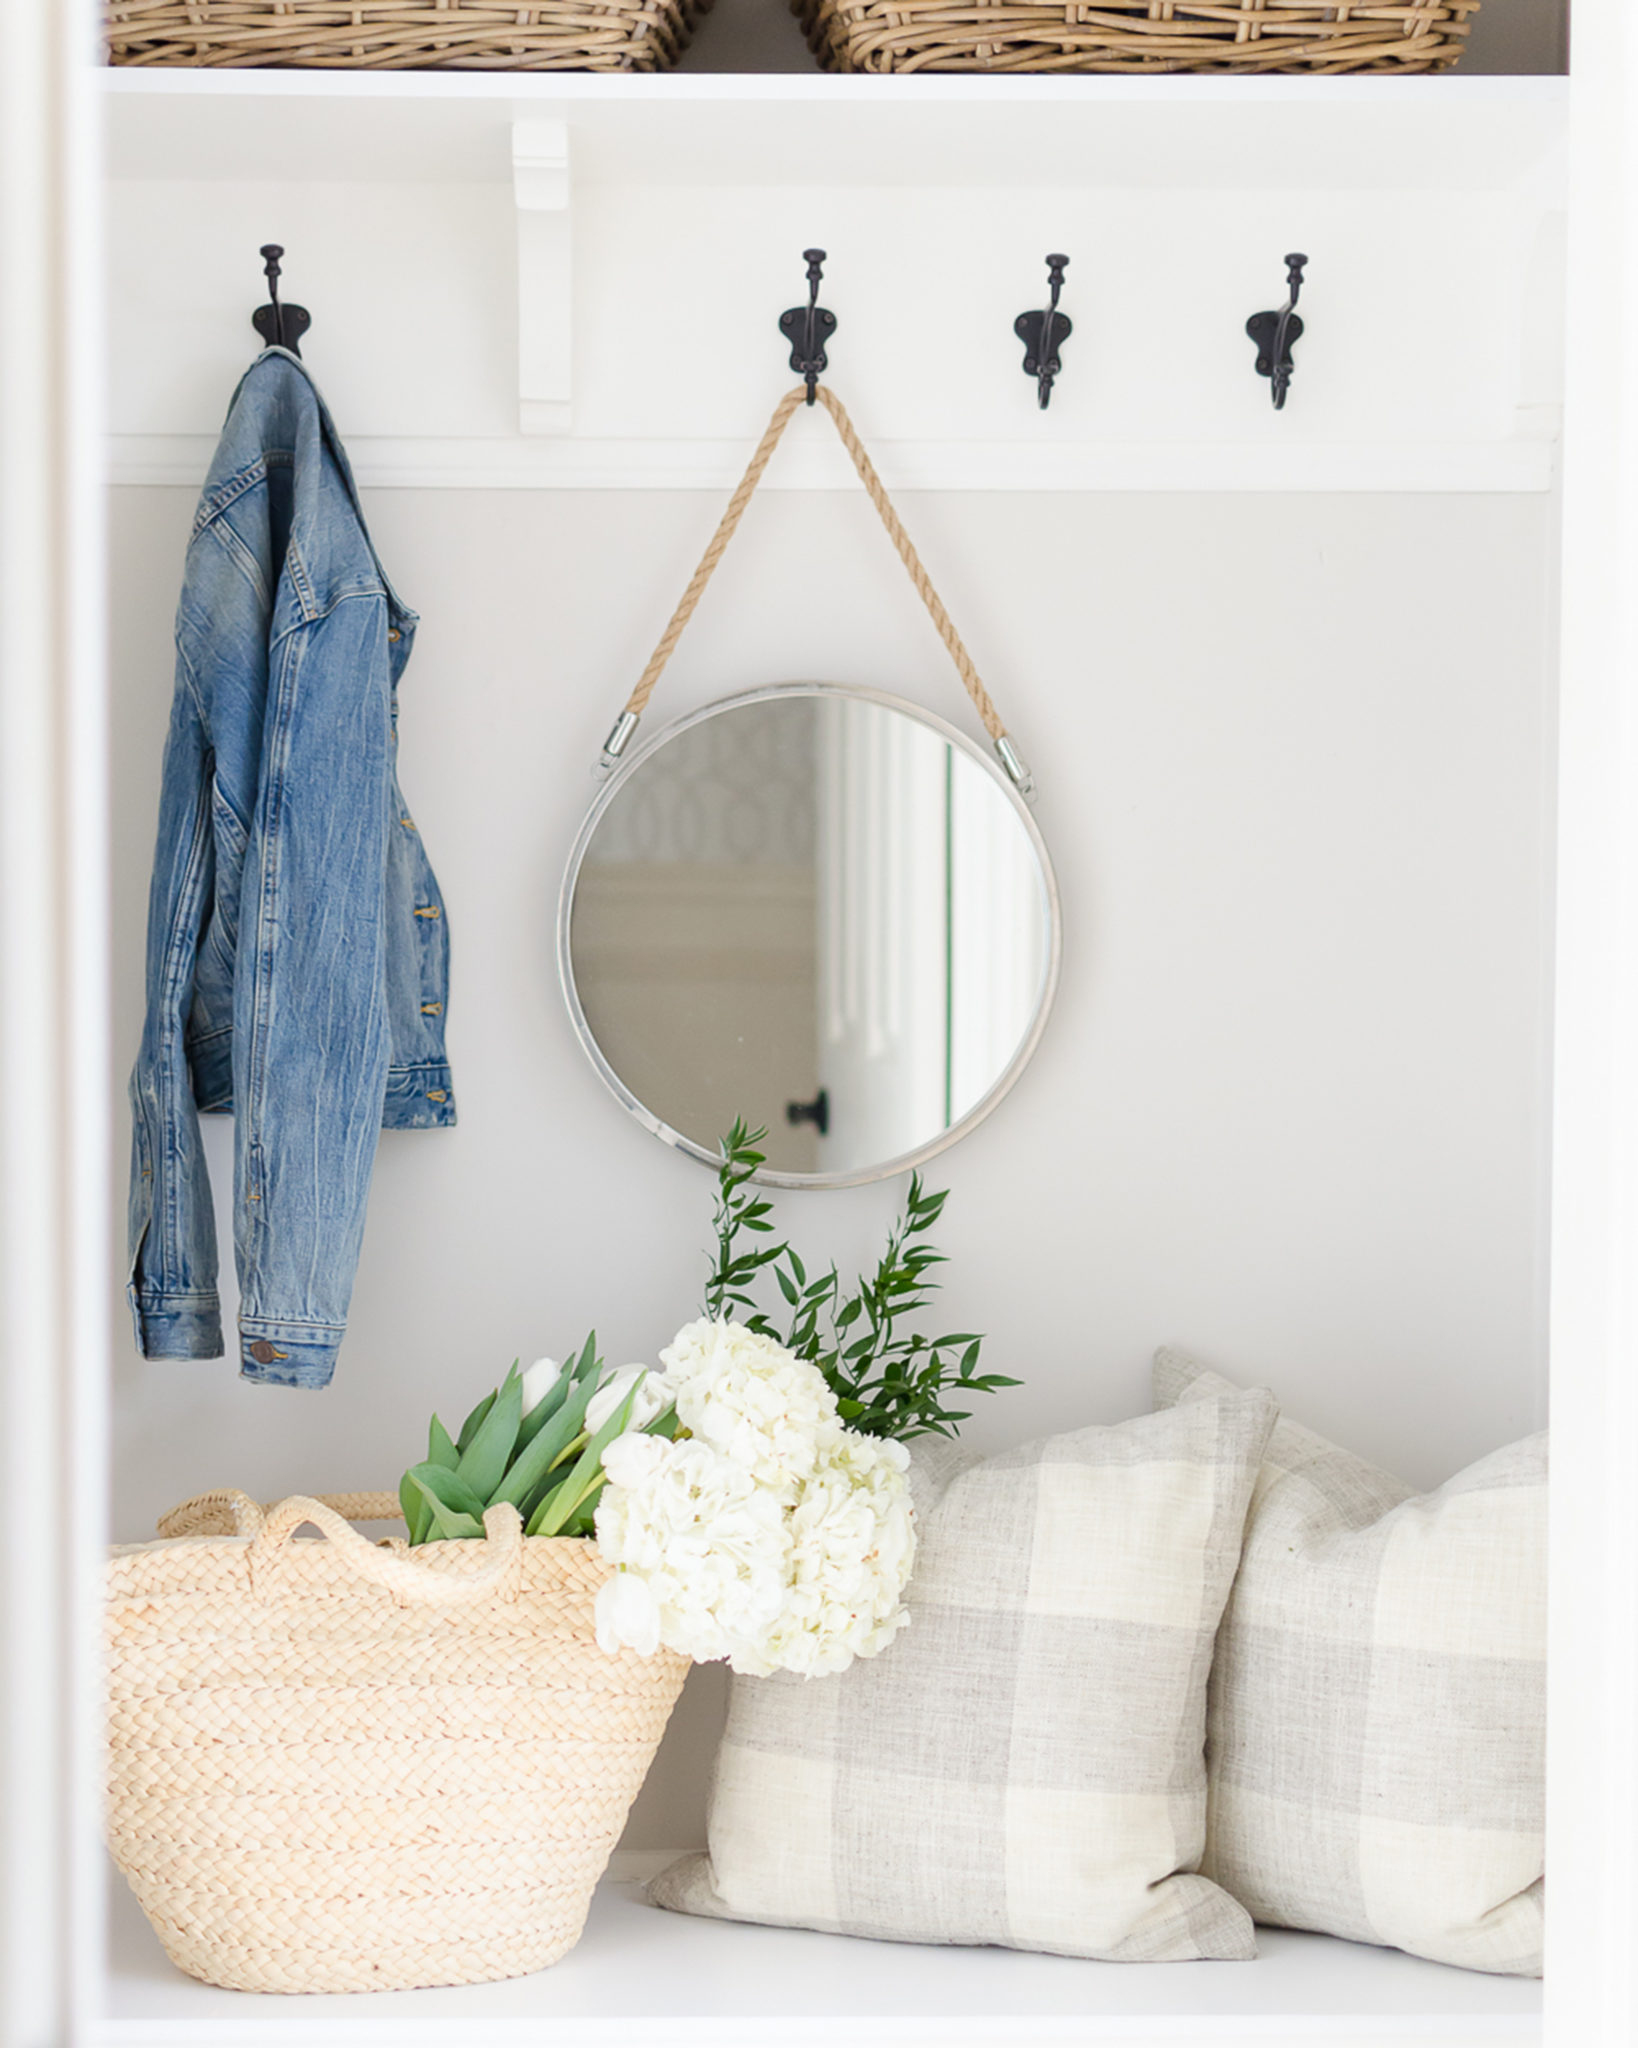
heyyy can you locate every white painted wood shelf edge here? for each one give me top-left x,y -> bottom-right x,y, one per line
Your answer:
99,1851 -> 1541,2048
96,70 -> 1569,109
100,67 -> 1568,193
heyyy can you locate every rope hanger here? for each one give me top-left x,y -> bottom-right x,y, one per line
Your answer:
598,384 -> 1035,801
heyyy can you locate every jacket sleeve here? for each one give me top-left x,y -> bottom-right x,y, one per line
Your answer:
229,589 -> 394,1389
128,645 -> 223,1359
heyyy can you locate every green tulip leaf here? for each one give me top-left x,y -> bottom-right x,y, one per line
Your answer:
529,1385 -> 637,1539
455,1367 -> 522,1502
515,1357 -> 574,1451
409,1460 -> 489,1520
399,1469 -> 433,1547
408,1469 -> 487,1543
454,1389 -> 496,1457
524,1473 -> 572,1538
494,1369 -> 598,1511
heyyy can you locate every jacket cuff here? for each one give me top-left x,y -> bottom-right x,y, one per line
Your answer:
383,1060 -> 456,1129
238,1319 -> 342,1390
131,1292 -> 224,1360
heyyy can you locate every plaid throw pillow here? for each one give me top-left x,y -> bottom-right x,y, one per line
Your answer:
1154,1350 -> 1545,1977
650,1389 -> 1277,1962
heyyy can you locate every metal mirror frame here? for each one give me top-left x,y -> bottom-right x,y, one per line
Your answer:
557,682 -> 1064,1190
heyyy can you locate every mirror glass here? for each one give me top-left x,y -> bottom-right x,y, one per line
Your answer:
560,686 -> 1059,1185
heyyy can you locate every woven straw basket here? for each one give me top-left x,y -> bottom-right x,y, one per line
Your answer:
794,0 -> 1480,74
103,0 -> 710,71
105,1490 -> 688,1994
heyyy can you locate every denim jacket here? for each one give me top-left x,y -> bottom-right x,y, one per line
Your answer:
128,349 -> 455,1389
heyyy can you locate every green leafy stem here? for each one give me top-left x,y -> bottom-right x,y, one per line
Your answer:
702,1118 -> 1018,1442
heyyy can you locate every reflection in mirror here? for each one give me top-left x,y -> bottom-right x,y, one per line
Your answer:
562,688 -> 1058,1185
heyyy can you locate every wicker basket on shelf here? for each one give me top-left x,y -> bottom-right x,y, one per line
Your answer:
105,1490 -> 688,1995
794,0 -> 1480,74
104,0 -> 711,71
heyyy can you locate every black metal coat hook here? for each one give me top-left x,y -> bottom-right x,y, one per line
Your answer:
779,248 -> 836,405
252,244 -> 311,358
1246,253 -> 1307,411
1015,254 -> 1073,410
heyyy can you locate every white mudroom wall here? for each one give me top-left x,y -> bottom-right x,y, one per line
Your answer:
106,477 -> 1557,1843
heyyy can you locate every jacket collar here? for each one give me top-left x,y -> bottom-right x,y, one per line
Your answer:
217,347 -> 417,631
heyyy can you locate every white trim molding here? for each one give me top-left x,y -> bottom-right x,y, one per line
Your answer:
0,1 -> 109,2046
1545,4 -> 1638,2047
105,434 -> 1559,496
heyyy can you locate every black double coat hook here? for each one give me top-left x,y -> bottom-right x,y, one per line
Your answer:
1015,255 -> 1073,409
1247,254 -> 1308,410
779,248 -> 837,405
253,244 -> 311,357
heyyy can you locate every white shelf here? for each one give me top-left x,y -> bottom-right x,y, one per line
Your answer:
101,69 -> 1566,193
100,1853 -> 1541,2047
98,66 -> 1566,493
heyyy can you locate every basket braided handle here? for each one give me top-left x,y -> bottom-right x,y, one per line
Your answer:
602,385 -> 1033,797
157,1489 -> 403,1540
157,1491 -> 525,1608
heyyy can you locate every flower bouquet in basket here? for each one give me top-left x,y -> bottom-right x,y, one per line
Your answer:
102,1342 -> 690,1998
104,1122 -> 1014,1996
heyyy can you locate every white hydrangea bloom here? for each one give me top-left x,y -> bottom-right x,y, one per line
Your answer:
733,1432 -> 915,1678
595,1323 -> 916,1679
593,1565 -> 662,1660
595,1434 -> 788,1665
659,1317 -> 842,1493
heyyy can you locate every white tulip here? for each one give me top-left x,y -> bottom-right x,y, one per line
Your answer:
586,1363 -> 671,1437
520,1356 -> 562,1416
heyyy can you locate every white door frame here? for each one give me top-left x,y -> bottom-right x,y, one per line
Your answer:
0,0 -> 109,2043
1544,6 -> 1638,2043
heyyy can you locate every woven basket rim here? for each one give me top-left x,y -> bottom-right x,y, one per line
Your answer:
110,1526 -> 598,1553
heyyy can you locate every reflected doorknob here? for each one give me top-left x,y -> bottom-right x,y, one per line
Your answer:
786,1088 -> 830,1137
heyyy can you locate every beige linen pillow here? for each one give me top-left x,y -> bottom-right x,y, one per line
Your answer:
650,1389 -> 1278,1962
1154,1349 -> 1545,1977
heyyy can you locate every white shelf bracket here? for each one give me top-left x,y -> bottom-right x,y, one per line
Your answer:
513,119 -> 571,436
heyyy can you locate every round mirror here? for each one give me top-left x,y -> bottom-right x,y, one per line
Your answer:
559,685 -> 1060,1187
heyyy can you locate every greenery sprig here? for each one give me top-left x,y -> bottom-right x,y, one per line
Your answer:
702,1118 -> 1018,1441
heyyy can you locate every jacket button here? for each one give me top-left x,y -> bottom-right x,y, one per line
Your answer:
247,1339 -> 278,1365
